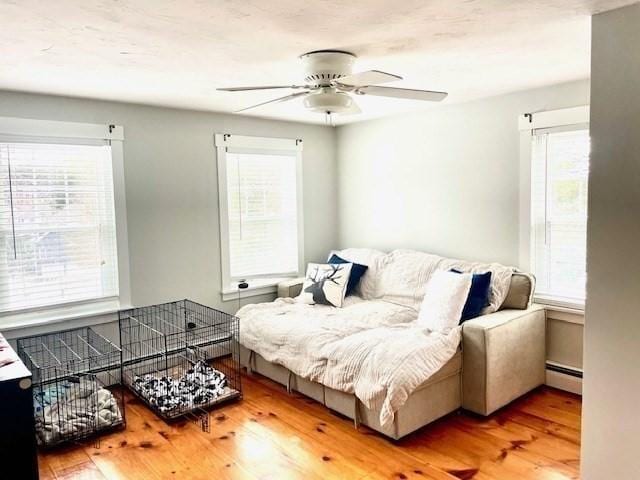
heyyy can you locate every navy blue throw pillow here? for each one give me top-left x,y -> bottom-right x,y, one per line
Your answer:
450,269 -> 492,322
329,254 -> 368,296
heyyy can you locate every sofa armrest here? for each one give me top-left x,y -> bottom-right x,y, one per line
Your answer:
461,305 -> 546,415
277,277 -> 305,298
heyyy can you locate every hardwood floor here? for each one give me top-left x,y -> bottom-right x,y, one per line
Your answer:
38,373 -> 582,480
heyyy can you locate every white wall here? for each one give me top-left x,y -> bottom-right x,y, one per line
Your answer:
336,80 -> 590,266
582,4 -> 640,478
336,80 -> 590,376
0,90 -> 337,340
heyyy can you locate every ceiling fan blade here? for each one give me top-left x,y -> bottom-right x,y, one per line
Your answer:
218,85 -> 308,92
357,85 -> 447,102
336,70 -> 402,87
235,91 -> 310,113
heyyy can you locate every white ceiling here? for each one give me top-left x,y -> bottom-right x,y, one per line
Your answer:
0,0 -> 634,125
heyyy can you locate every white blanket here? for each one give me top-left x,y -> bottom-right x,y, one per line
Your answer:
36,380 -> 122,445
238,297 -> 460,426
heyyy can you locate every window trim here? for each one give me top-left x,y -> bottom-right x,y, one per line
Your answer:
0,298 -> 128,334
215,134 -> 304,298
0,116 -> 131,323
518,106 -> 589,311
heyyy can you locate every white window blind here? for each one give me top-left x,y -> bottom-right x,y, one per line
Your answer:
0,140 -> 119,312
531,126 -> 589,303
225,150 -> 299,279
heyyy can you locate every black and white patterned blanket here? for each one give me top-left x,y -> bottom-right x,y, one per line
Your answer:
132,361 -> 227,413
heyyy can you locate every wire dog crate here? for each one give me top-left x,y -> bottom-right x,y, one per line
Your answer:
17,327 -> 126,448
119,299 -> 242,423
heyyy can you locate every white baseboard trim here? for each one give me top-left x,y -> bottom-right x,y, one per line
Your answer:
545,368 -> 583,395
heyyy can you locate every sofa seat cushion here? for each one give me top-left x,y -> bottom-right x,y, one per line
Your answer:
238,296 -> 418,380
416,349 -> 462,391
237,296 -> 461,427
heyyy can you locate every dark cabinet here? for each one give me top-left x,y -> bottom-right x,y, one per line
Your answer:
0,334 -> 38,480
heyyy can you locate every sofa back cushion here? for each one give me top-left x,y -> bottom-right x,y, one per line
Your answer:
371,250 -> 514,313
334,247 -> 523,313
329,248 -> 386,299
375,250 -> 443,309
500,272 -> 535,310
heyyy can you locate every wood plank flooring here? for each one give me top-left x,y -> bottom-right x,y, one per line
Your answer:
38,373 -> 582,480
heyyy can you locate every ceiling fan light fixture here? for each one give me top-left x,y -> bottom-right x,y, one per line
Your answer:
304,89 -> 353,114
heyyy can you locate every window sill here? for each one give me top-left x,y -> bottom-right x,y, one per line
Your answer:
0,299 -> 129,333
534,295 -> 585,313
221,277 -> 292,302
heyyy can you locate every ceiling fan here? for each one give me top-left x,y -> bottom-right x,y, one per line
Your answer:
217,50 -> 447,117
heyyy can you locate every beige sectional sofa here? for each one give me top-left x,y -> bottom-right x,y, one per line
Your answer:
239,250 -> 545,440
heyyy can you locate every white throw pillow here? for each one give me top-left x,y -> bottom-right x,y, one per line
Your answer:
417,270 -> 472,333
297,263 -> 353,307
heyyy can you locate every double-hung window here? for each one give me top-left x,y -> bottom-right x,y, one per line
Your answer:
0,117 -> 129,317
216,134 -> 303,300
521,106 -> 590,308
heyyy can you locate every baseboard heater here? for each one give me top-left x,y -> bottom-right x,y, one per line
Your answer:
546,361 -> 583,378
545,361 -> 583,394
